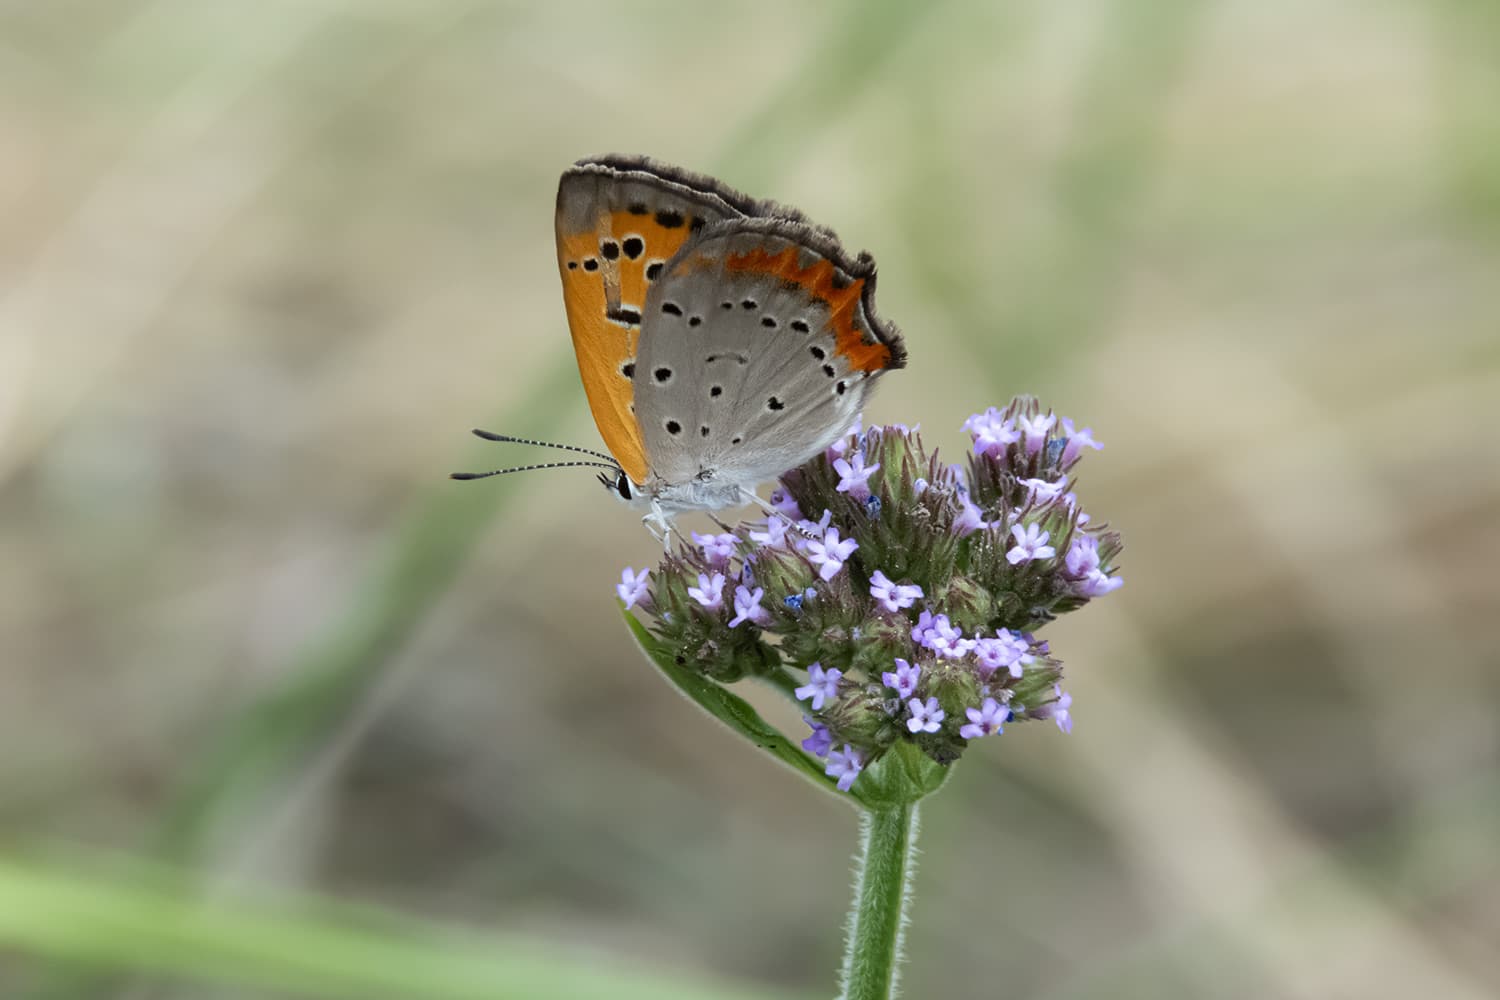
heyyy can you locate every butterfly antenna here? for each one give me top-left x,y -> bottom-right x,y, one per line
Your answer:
470,430 -> 617,463
451,460 -> 622,481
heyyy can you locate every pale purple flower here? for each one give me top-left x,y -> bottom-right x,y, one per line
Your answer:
749,516 -> 791,549
768,488 -> 803,520
1017,412 -> 1056,455
687,572 -> 726,609
913,477 -> 929,495
1077,569 -> 1124,597
1066,535 -> 1122,596
972,629 -> 1032,683
953,496 -> 988,536
1059,418 -> 1103,466
972,629 -> 1030,679
833,451 -> 881,500
825,744 -> 864,791
869,571 -> 923,613
1006,523 -> 1056,564
906,696 -> 945,734
692,531 -> 738,567
1065,535 -> 1101,577
963,407 -> 1020,458
1020,476 -> 1069,505
960,697 -> 1009,739
805,526 -> 858,581
616,567 -> 650,609
1036,686 -> 1073,733
728,584 -> 771,627
910,611 -> 972,660
795,662 -> 842,710
802,715 -> 833,757
882,658 -> 921,699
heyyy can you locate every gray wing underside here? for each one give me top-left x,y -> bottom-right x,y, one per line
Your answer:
633,221 -> 899,487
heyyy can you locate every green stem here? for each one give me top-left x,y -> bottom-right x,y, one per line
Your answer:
840,802 -> 920,1000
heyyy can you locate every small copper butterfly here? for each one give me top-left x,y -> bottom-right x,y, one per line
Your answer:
456,155 -> 907,536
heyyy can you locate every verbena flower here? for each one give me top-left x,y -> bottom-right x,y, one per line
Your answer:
1006,523 -> 1055,564
795,663 -> 842,710
804,525 -> 858,581
882,658 -> 921,699
960,698 -> 1009,739
619,396 -> 1123,793
825,744 -> 864,792
906,697 -> 945,734
729,584 -> 771,628
688,572 -> 727,610
692,531 -> 739,567
833,452 -> 881,501
802,715 -> 834,757
616,567 -> 650,610
869,571 -> 923,613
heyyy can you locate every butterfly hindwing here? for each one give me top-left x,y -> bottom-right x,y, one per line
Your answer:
555,156 -> 799,483
633,218 -> 906,487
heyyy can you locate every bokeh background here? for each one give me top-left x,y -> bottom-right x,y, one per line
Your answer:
3,1 -> 1498,998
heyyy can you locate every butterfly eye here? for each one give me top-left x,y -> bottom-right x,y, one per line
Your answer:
615,472 -> 634,500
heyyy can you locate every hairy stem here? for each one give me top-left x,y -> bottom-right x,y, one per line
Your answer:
840,802 -> 920,1000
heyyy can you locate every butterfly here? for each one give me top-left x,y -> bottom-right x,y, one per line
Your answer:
456,155 -> 906,538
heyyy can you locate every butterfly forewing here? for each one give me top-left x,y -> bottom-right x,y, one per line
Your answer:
634,218 -> 906,487
555,156 -> 798,483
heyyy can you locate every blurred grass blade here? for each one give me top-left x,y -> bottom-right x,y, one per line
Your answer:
0,854 -> 795,1000
716,0 -> 954,182
914,0 -> 1206,380
157,358 -> 584,857
1430,0 -> 1500,235
621,609 -> 864,806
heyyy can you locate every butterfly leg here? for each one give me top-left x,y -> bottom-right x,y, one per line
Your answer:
643,500 -> 674,549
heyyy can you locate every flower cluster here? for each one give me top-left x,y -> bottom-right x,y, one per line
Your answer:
617,398 -> 1121,793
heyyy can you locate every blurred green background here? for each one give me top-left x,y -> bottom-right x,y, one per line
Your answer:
3,1 -> 1498,997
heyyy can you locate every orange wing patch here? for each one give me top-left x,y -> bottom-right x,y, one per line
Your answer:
722,245 -> 895,373
556,208 -> 700,483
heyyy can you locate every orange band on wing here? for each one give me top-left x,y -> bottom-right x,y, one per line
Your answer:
722,246 -> 894,373
607,209 -> 697,309
555,209 -> 704,484
557,231 -> 647,483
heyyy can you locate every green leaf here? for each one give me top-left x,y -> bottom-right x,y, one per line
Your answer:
621,608 -> 866,807
0,853 -> 798,1000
